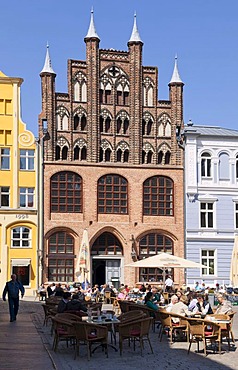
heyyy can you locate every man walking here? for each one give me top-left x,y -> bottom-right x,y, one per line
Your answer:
2,274 -> 25,322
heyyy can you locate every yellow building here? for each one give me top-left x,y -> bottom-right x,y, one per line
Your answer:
0,71 -> 39,296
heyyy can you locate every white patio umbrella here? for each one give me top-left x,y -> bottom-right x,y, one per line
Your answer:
75,229 -> 91,288
230,235 -> 238,287
125,252 -> 207,291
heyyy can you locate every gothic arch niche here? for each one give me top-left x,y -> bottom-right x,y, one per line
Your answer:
73,138 -> 87,161
116,110 -> 130,135
56,106 -> 70,131
100,109 -> 112,134
116,75 -> 130,106
157,113 -> 171,137
100,139 -> 113,162
73,107 -> 87,131
143,76 -> 154,107
142,142 -> 155,164
157,142 -> 171,165
142,112 -> 154,136
73,71 -> 87,102
99,74 -> 112,104
116,141 -> 129,162
55,137 -> 70,160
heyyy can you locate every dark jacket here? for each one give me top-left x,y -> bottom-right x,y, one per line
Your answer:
57,299 -> 68,313
66,299 -> 87,312
2,280 -> 25,300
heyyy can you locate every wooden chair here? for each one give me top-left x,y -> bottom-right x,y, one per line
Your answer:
187,318 -> 221,356
42,304 -> 54,326
210,312 -> 236,349
118,300 -> 133,313
118,317 -> 153,356
227,311 -> 236,344
73,321 -> 108,360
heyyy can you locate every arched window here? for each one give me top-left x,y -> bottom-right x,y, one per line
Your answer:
116,77 -> 129,106
219,152 -> 229,180
73,109 -> 87,131
91,232 -> 123,255
56,106 -> 69,131
55,137 -> 69,161
201,152 -> 211,177
48,231 -> 74,282
99,75 -> 112,104
158,151 -> 163,164
100,140 -> 113,162
142,143 -> 154,164
142,112 -> 154,136
165,151 -> 171,164
157,113 -> 171,137
116,141 -> 129,163
73,72 -> 87,102
62,146 -> 68,160
51,172 -> 82,213
139,233 -> 173,282
98,174 -> 128,214
100,110 -> 112,133
143,176 -> 174,216
73,139 -> 87,161
116,111 -> 130,135
143,77 -> 154,107
11,226 -> 31,248
55,146 -> 60,160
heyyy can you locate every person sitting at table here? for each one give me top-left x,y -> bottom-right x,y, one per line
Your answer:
188,292 -> 198,312
151,286 -> 161,304
57,292 -> 72,313
176,290 -> 188,304
144,292 -> 159,311
166,295 -> 179,312
215,293 -> 233,314
170,296 -> 190,318
66,293 -> 87,313
54,283 -> 64,297
193,294 -> 213,316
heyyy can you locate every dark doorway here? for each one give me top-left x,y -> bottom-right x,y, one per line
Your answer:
92,260 -> 106,287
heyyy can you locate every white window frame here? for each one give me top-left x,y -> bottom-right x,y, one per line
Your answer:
201,249 -> 216,276
0,148 -> 10,170
200,202 -> 214,229
19,187 -> 34,208
20,149 -> 35,170
0,186 -> 10,207
201,152 -> 212,178
11,226 -> 32,248
234,202 -> 238,229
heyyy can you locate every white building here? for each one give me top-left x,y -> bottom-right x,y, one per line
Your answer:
185,122 -> 238,288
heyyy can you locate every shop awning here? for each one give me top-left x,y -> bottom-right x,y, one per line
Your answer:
11,259 -> 31,266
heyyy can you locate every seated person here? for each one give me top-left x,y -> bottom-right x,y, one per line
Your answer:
215,293 -> 233,314
188,292 -> 198,312
66,294 -> 87,312
54,283 -> 64,297
170,296 -> 190,318
144,292 -> 159,311
193,294 -> 213,316
166,295 -> 180,312
151,287 -> 161,304
57,292 -> 72,313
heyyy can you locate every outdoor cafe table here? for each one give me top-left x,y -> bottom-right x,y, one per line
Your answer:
82,316 -> 120,351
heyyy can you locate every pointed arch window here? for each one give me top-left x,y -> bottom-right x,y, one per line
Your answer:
142,112 -> 154,136
73,72 -> 87,102
116,78 -> 129,106
100,110 -> 112,133
73,139 -> 87,161
56,106 -> 69,131
116,111 -> 130,135
55,137 -> 69,161
143,77 -> 154,107
51,172 -> 82,213
143,176 -> 174,216
139,233 -> 173,282
157,113 -> 171,137
98,174 -> 128,214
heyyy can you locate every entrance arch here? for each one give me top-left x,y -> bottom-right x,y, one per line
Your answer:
91,232 -> 123,289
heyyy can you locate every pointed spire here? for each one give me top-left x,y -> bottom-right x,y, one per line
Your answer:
40,43 -> 55,74
85,8 -> 100,40
169,55 -> 183,84
128,12 -> 143,43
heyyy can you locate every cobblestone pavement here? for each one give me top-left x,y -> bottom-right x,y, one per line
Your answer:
0,298 -> 238,370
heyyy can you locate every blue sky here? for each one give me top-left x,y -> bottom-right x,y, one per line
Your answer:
1,0 -> 238,135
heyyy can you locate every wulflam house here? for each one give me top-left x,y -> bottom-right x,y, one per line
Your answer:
38,11 -> 185,289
